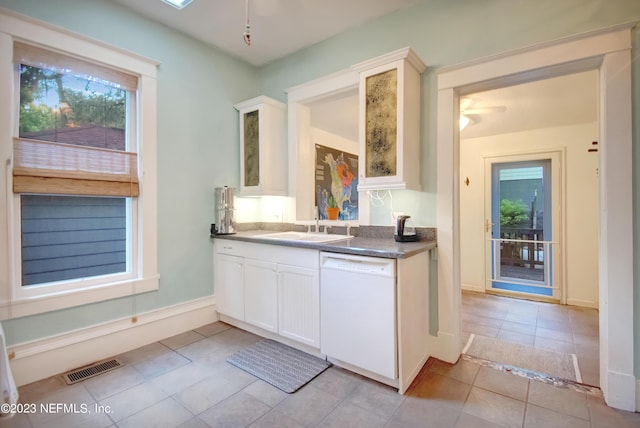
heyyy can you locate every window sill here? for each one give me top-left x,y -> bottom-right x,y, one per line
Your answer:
0,274 -> 159,320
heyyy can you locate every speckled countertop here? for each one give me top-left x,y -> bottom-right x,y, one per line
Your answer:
211,223 -> 436,259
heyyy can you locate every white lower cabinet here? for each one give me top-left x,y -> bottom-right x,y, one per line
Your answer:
215,254 -> 244,321
278,265 -> 320,348
214,239 -> 320,349
244,259 -> 278,333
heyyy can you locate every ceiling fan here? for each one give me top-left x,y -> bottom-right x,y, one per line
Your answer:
459,97 -> 507,130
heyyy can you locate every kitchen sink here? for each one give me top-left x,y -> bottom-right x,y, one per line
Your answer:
256,231 -> 352,243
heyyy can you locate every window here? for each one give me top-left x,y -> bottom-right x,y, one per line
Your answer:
0,11 -> 159,317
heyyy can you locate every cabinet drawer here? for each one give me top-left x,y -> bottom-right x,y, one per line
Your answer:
214,239 -> 247,257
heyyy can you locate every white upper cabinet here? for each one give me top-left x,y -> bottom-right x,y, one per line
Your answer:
234,96 -> 287,196
353,48 -> 426,191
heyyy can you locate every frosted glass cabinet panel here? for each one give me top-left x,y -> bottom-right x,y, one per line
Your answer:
354,48 -> 426,191
234,96 -> 286,196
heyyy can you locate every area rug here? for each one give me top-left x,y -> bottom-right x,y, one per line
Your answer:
463,334 -> 581,382
226,339 -> 331,393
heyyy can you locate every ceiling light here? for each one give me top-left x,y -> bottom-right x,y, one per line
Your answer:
460,115 -> 470,131
161,0 -> 193,10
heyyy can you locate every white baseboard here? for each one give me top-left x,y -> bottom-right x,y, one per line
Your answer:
461,283 -> 484,293
427,331 -> 460,364
603,368 -> 637,412
637,378 -> 640,412
8,296 -> 217,386
566,298 -> 598,309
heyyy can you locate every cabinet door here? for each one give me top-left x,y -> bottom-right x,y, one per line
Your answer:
241,108 -> 261,192
215,254 -> 245,320
244,259 -> 278,333
235,96 -> 287,197
356,49 -> 425,191
278,264 -> 320,348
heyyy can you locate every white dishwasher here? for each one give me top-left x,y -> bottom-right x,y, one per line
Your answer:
320,252 -> 397,379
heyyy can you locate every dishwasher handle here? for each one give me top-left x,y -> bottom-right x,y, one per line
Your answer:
320,254 -> 395,277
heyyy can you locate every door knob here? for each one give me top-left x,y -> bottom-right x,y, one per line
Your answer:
485,219 -> 494,232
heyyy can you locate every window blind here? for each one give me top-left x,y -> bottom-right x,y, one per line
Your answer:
13,41 -> 138,91
13,138 -> 139,197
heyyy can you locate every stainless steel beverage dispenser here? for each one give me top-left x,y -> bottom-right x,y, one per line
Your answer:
213,186 -> 236,235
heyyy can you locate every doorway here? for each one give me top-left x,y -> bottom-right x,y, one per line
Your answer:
485,155 -> 562,302
436,26 -> 635,410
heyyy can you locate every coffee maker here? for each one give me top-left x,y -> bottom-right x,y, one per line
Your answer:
212,186 -> 236,235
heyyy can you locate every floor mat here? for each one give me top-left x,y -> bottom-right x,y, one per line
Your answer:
463,334 -> 581,382
226,339 -> 331,393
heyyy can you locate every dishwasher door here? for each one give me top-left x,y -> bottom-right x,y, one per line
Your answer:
320,252 -> 397,379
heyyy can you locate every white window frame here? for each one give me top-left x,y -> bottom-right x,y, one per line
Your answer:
0,10 -> 159,319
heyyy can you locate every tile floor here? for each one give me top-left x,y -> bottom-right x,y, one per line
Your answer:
460,290 -> 601,387
1,291 -> 639,427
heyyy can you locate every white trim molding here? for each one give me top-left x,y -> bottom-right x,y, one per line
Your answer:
0,9 -> 160,318
7,296 -> 217,386
436,24 -> 635,411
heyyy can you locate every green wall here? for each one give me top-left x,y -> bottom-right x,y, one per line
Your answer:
0,0 -> 257,343
1,0 -> 639,380
255,0 -> 640,377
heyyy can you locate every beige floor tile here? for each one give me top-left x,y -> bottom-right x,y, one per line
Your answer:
248,409 -> 304,428
504,311 -> 538,326
500,320 -> 537,336
197,391 -> 270,428
462,313 -> 504,329
389,395 -> 461,428
454,412 -> 504,428
587,394 -> 640,428
311,366 -> 363,399
275,384 -> 342,426
149,361 -> 222,396
536,318 -> 573,333
242,379 -> 289,407
177,417 -> 211,428
133,348 -> 191,379
193,321 -> 232,337
570,320 -> 599,337
117,397 -> 192,428
496,329 -> 535,346
535,326 -> 574,343
427,358 -> 480,385
116,342 -> 171,365
533,336 -> 575,354
407,371 -> 471,411
527,380 -> 589,420
317,401 -> 387,428
462,321 -> 499,337
172,367 -> 255,415
572,332 -> 599,347
346,378 -> 405,419
15,375 -> 67,404
473,366 -> 529,401
579,369 -> 599,387
462,387 -> 525,428
160,330 -> 206,350
83,366 -> 145,402
525,404 -> 590,427
97,381 -> 168,422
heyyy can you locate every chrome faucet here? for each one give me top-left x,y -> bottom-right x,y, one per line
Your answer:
345,223 -> 351,237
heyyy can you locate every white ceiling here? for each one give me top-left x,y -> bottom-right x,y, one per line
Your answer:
308,70 -> 598,142
109,0 -> 597,141
110,0 -> 420,66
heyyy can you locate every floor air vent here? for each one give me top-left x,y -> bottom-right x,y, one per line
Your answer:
62,358 -> 124,385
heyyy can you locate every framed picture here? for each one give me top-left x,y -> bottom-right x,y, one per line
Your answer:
315,144 -> 358,220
